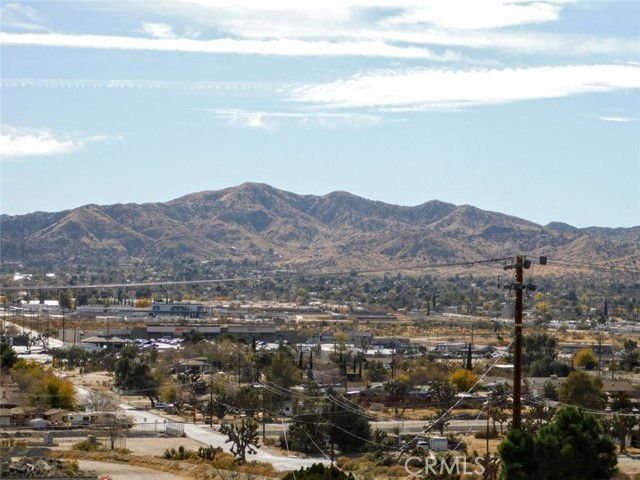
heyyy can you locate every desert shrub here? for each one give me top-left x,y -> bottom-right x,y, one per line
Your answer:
474,428 -> 499,439
73,439 -> 102,452
197,445 -> 220,461
384,465 -> 409,477
61,460 -> 80,474
162,445 -> 198,460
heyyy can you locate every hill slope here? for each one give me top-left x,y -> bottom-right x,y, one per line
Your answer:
1,183 -> 638,272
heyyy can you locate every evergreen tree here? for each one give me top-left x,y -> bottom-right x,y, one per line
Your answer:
499,406 -> 617,480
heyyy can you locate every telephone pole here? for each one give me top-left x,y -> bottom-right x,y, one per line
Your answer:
504,255 -> 529,431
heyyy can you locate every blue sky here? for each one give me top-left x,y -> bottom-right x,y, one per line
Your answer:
1,0 -> 639,228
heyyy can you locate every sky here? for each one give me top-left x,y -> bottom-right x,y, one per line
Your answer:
1,0 -> 639,229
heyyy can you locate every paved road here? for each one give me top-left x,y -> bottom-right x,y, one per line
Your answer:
122,405 -> 330,471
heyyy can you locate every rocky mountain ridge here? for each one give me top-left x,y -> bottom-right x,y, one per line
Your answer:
2,183 -> 638,272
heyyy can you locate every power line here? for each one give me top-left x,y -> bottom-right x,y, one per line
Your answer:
0,256 -> 514,292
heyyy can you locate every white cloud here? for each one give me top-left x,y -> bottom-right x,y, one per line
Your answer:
597,116 -> 636,123
206,109 -> 382,129
0,32 -> 457,59
3,1 -> 635,60
291,64 -> 640,110
0,125 -> 110,160
380,0 -> 563,30
141,22 -> 177,39
0,2 -> 47,31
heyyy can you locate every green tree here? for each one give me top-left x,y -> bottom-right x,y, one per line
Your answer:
601,409 -> 638,453
499,406 -> 617,480
498,429 -> 536,480
182,329 -> 205,345
58,290 -> 73,310
534,407 -> 617,479
557,371 -> 606,410
114,349 -> 159,404
365,360 -> 387,382
367,428 -> 396,463
330,395 -> 371,454
383,378 -> 410,400
263,349 -> 300,390
220,418 -> 260,463
0,342 -> 18,372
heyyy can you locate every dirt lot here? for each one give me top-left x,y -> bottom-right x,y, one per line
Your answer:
52,436 -> 206,457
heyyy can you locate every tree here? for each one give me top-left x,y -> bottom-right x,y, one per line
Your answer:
286,411 -> 328,454
498,429 -> 536,480
220,418 -> 260,463
428,408 -> 450,436
383,378 -> 410,400
0,342 -> 18,372
58,290 -> 73,310
499,406 -> 617,480
81,390 -> 114,413
331,396 -> 372,454
534,407 -> 617,479
601,409 -> 638,453
449,368 -> 477,392
558,371 -> 606,410
114,346 -> 159,404
263,349 -> 300,390
367,429 -> 396,463
429,380 -> 456,408
11,361 -> 77,411
365,360 -> 387,382
182,329 -> 204,345
88,393 -> 134,450
574,348 -> 599,370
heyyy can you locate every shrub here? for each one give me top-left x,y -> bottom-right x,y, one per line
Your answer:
475,428 -> 499,439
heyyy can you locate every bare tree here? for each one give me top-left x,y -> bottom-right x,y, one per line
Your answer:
81,390 -> 114,413
85,392 -> 133,450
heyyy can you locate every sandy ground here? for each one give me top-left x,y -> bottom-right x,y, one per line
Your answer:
53,437 -> 207,456
78,460 -> 187,480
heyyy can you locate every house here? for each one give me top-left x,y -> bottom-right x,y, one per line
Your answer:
602,380 -> 637,401
174,357 -> 209,375
0,409 -> 12,427
524,376 -> 567,397
43,408 -> 69,424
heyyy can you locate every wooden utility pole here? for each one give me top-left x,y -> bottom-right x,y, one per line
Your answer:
504,255 -> 530,431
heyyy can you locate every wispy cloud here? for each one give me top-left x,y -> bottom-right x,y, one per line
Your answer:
205,109 -> 383,129
2,1 -> 636,60
0,125 -> 112,161
291,65 -> 640,111
0,31 -> 457,60
597,116 -> 636,123
141,22 -> 177,39
1,78 -> 270,91
0,2 -> 48,31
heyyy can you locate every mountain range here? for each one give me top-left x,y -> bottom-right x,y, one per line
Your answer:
1,183 -> 639,273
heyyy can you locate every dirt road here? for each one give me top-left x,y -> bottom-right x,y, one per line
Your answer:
78,460 -> 185,480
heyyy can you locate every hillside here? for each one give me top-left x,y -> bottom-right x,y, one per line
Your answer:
1,183 -> 639,272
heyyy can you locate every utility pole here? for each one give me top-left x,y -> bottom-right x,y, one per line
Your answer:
262,387 -> 266,442
503,255 -> 529,431
330,397 -> 335,465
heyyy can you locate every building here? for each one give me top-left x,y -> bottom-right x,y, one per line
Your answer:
152,302 -> 206,319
